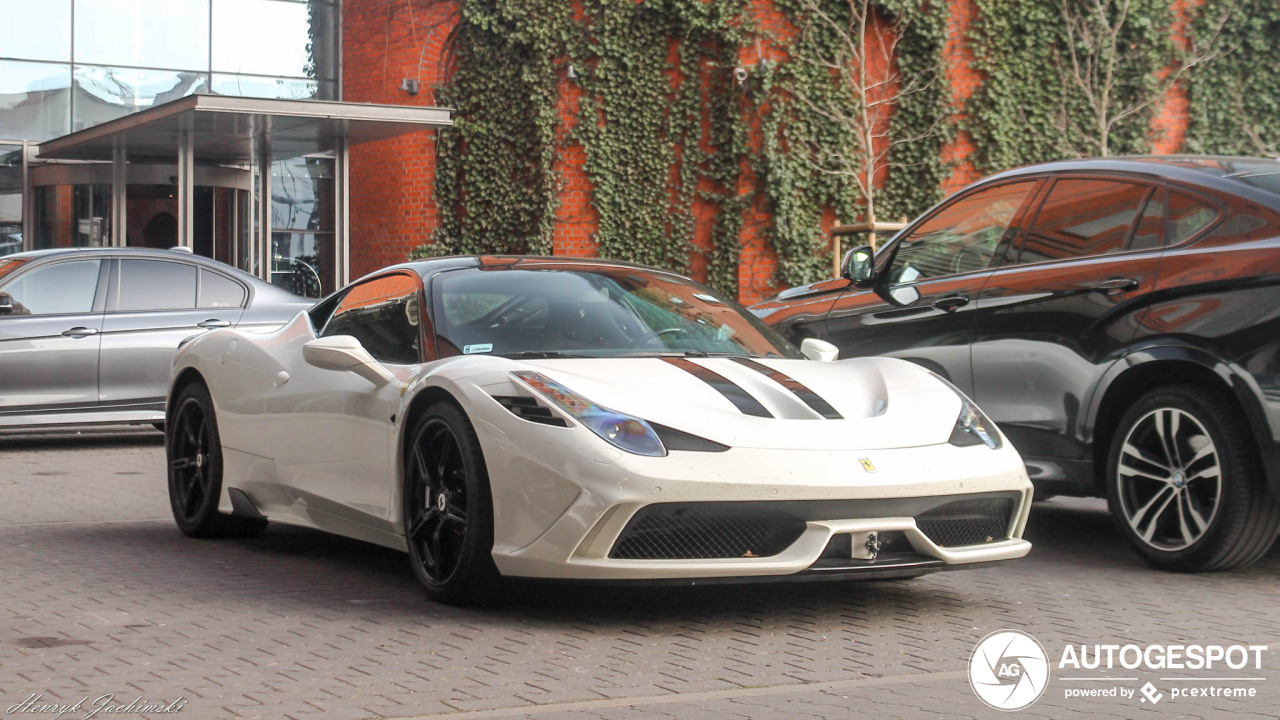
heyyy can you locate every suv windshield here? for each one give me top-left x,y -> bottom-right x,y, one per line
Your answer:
433,266 -> 800,359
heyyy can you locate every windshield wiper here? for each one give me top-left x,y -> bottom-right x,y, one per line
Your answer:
499,351 -> 591,359
613,350 -> 752,359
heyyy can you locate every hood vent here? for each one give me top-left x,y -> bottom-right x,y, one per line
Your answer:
493,395 -> 568,427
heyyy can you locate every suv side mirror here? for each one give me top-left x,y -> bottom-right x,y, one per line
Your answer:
303,335 -> 396,387
0,292 -> 12,316
841,245 -> 876,284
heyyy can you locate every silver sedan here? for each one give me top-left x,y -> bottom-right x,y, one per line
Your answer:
0,248 -> 312,429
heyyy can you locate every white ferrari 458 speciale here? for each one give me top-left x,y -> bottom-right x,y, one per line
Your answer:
166,256 -> 1032,604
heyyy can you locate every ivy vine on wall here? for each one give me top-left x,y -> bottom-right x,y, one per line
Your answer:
1185,0 -> 1280,157
966,0 -> 1172,174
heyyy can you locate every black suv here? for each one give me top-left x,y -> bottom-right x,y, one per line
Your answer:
753,156 -> 1280,572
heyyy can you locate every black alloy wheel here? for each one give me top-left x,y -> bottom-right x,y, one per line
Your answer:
166,382 -> 266,538
404,401 -> 501,604
1106,385 -> 1280,572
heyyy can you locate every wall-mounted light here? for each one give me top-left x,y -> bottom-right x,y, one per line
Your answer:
733,67 -> 748,85
399,78 -> 420,95
567,64 -> 578,80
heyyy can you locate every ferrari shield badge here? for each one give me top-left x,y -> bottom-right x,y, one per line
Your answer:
859,457 -> 876,473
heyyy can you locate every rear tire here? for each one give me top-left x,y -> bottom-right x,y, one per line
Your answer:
403,401 -> 502,605
1105,385 -> 1280,571
166,383 -> 267,538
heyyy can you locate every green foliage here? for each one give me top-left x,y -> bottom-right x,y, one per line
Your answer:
420,1 -> 950,293
967,0 -> 1172,173
1185,0 -> 1280,156
415,1 -> 570,259
762,0 -> 952,286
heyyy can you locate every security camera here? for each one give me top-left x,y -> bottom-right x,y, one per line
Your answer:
733,67 -> 748,85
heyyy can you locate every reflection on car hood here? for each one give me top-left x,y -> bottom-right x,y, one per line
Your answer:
518,356 -> 961,451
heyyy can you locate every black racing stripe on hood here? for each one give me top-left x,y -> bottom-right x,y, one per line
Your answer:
663,358 -> 773,418
730,358 -> 843,420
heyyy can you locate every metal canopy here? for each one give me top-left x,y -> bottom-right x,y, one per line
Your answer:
36,95 -> 453,163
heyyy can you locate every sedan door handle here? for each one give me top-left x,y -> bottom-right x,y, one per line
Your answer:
1091,277 -> 1139,295
197,319 -> 232,329
931,295 -> 970,312
61,327 -> 98,337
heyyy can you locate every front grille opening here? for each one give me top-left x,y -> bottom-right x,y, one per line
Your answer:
493,395 -> 568,427
610,504 -> 806,560
915,498 -> 1015,547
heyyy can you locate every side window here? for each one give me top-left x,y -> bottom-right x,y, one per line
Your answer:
321,273 -> 422,364
199,269 -> 247,309
1019,179 -> 1149,263
117,259 -> 197,311
1129,188 -> 1164,252
0,260 -> 101,316
887,180 -> 1038,284
1168,191 -> 1220,245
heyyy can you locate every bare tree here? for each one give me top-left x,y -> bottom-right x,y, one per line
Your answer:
790,0 -> 944,264
1057,0 -> 1233,156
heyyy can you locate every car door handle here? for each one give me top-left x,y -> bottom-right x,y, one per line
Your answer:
1091,277 -> 1139,294
61,327 -> 98,337
197,319 -> 232,329
931,295 -> 970,312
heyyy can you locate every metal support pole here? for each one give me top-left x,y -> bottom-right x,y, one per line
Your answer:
177,127 -> 194,249
335,135 -> 350,287
257,136 -> 272,283
111,141 -> 127,247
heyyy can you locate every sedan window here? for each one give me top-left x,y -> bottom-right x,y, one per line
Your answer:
198,269 -> 247,309
117,259 -> 197,311
1019,179 -> 1149,263
1168,191 -> 1220,245
886,180 -> 1037,284
0,259 -> 100,315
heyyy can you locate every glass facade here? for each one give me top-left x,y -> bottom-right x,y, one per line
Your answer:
0,0 -> 338,142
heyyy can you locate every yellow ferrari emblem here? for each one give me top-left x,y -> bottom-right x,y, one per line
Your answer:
859,458 -> 876,473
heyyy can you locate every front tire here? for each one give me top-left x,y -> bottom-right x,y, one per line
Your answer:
1105,385 -> 1280,572
166,383 -> 266,538
403,401 -> 502,604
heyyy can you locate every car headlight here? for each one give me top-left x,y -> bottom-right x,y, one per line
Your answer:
950,396 -> 1002,449
511,371 -> 667,457
922,369 -> 1002,450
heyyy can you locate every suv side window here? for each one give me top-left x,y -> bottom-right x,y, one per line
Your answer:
1168,191 -> 1220,245
321,272 -> 423,365
116,259 -> 197,311
887,180 -> 1038,285
0,259 -> 101,315
1019,179 -> 1150,263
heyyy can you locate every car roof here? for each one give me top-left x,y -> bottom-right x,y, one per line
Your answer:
373,255 -> 698,284
3,247 -> 303,300
982,155 -> 1280,207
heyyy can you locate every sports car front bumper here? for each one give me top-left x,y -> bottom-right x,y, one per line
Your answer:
478,431 -> 1033,580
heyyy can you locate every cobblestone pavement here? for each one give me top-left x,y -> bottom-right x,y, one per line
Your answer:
2,429 -> 1278,720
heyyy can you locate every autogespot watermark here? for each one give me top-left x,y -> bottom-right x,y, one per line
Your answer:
6,693 -> 186,720
967,631 -> 1269,711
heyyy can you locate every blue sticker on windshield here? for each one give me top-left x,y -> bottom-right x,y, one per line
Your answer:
464,343 -> 493,355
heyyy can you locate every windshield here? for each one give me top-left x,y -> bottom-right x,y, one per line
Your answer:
432,267 -> 800,359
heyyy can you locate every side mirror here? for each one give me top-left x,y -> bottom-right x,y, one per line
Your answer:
303,335 -> 396,387
0,292 -> 12,316
800,337 -> 839,363
841,245 -> 876,284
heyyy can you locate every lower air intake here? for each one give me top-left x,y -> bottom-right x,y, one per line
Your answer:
915,497 -> 1015,547
610,504 -> 806,560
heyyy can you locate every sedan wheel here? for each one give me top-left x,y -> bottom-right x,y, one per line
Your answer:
404,401 -> 501,604
167,382 -> 266,538
1106,385 -> 1280,571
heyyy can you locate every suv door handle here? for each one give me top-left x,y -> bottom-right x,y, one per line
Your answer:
931,295 -> 970,312
1091,277 -> 1139,294
197,319 -> 232,329
61,327 -> 99,337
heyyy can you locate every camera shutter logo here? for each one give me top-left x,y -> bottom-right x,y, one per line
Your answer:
969,630 -> 1050,711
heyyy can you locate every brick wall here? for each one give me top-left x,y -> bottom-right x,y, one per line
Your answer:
343,0 -> 1194,298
